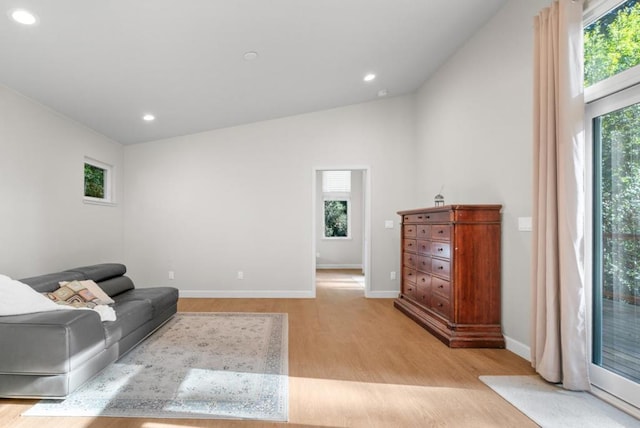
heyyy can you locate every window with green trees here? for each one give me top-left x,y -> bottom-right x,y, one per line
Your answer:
84,158 -> 113,203
584,0 -> 640,86
586,0 -> 640,393
84,163 -> 105,199
324,200 -> 349,238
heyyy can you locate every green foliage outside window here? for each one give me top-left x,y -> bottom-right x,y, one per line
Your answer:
586,0 -> 640,297
84,163 -> 105,199
584,0 -> 640,87
597,106 -> 640,297
324,200 -> 348,238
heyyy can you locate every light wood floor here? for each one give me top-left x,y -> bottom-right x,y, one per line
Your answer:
0,269 -> 537,428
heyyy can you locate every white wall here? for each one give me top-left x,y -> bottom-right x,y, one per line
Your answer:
414,0 -> 549,353
0,85 -> 124,278
316,169 -> 364,269
124,95 -> 415,297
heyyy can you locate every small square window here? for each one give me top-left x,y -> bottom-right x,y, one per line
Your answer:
84,158 -> 114,205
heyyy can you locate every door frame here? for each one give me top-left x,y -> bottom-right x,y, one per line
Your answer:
311,166 -> 371,297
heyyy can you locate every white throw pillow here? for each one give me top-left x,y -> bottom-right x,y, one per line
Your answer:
0,274 -> 72,316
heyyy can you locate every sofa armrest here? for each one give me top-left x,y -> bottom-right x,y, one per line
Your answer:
0,310 -> 106,375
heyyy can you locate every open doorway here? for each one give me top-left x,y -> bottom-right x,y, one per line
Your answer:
316,269 -> 365,292
311,167 -> 370,297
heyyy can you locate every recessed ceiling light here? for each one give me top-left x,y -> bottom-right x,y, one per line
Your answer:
142,114 -> 155,122
244,51 -> 259,61
10,9 -> 38,25
363,73 -> 376,82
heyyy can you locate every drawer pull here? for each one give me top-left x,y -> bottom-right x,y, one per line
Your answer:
426,215 -> 430,219
438,303 -> 443,307
408,272 -> 413,276
438,266 -> 444,270
438,284 -> 444,288
437,247 -> 443,252
418,216 -> 423,219
438,230 -> 444,234
408,243 -> 413,247
421,278 -> 426,283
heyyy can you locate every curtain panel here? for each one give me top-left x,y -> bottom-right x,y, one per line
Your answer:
532,0 -> 590,390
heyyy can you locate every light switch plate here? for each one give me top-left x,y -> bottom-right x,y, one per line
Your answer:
385,220 -> 394,229
518,217 -> 532,232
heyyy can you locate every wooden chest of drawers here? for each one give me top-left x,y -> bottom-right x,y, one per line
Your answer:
394,205 -> 505,348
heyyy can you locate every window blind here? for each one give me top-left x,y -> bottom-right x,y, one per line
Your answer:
322,170 -> 351,193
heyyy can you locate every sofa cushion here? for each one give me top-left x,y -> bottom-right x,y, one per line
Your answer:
96,276 -> 135,297
0,309 -> 105,374
113,287 -> 179,317
102,300 -> 152,348
19,271 -> 85,293
65,263 -> 126,283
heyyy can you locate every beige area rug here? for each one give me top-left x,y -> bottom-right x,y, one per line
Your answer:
24,312 -> 288,421
480,375 -> 639,428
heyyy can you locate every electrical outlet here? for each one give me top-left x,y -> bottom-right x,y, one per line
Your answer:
385,220 -> 394,229
168,271 -> 175,280
390,271 -> 396,280
237,271 -> 244,280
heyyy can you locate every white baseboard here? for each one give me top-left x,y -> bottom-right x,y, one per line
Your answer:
316,264 -> 363,269
504,335 -> 531,361
365,290 -> 399,298
179,290 -> 315,299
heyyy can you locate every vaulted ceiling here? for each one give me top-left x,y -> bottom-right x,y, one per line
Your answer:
0,0 -> 506,144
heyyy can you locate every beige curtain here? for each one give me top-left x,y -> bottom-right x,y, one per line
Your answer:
532,0 -> 590,390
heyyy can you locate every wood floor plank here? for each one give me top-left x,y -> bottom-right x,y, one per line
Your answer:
0,269 -> 537,427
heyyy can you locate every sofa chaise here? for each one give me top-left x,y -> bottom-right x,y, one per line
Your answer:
0,263 -> 178,398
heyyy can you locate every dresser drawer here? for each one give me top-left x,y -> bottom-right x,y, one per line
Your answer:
417,225 -> 431,239
432,276 -> 450,299
403,268 -> 416,284
403,282 -> 416,299
403,252 -> 417,269
417,240 -> 430,256
423,210 -> 451,223
431,293 -> 450,319
432,225 -> 451,240
417,272 -> 431,289
432,258 -> 450,279
416,274 -> 431,307
416,256 -> 431,273
431,241 -> 451,259
403,214 -> 424,223
403,224 -> 417,238
403,239 -> 417,253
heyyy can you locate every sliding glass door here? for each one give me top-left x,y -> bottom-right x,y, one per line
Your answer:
588,84 -> 640,409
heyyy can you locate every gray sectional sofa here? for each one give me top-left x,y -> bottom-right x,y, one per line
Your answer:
0,263 -> 178,398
